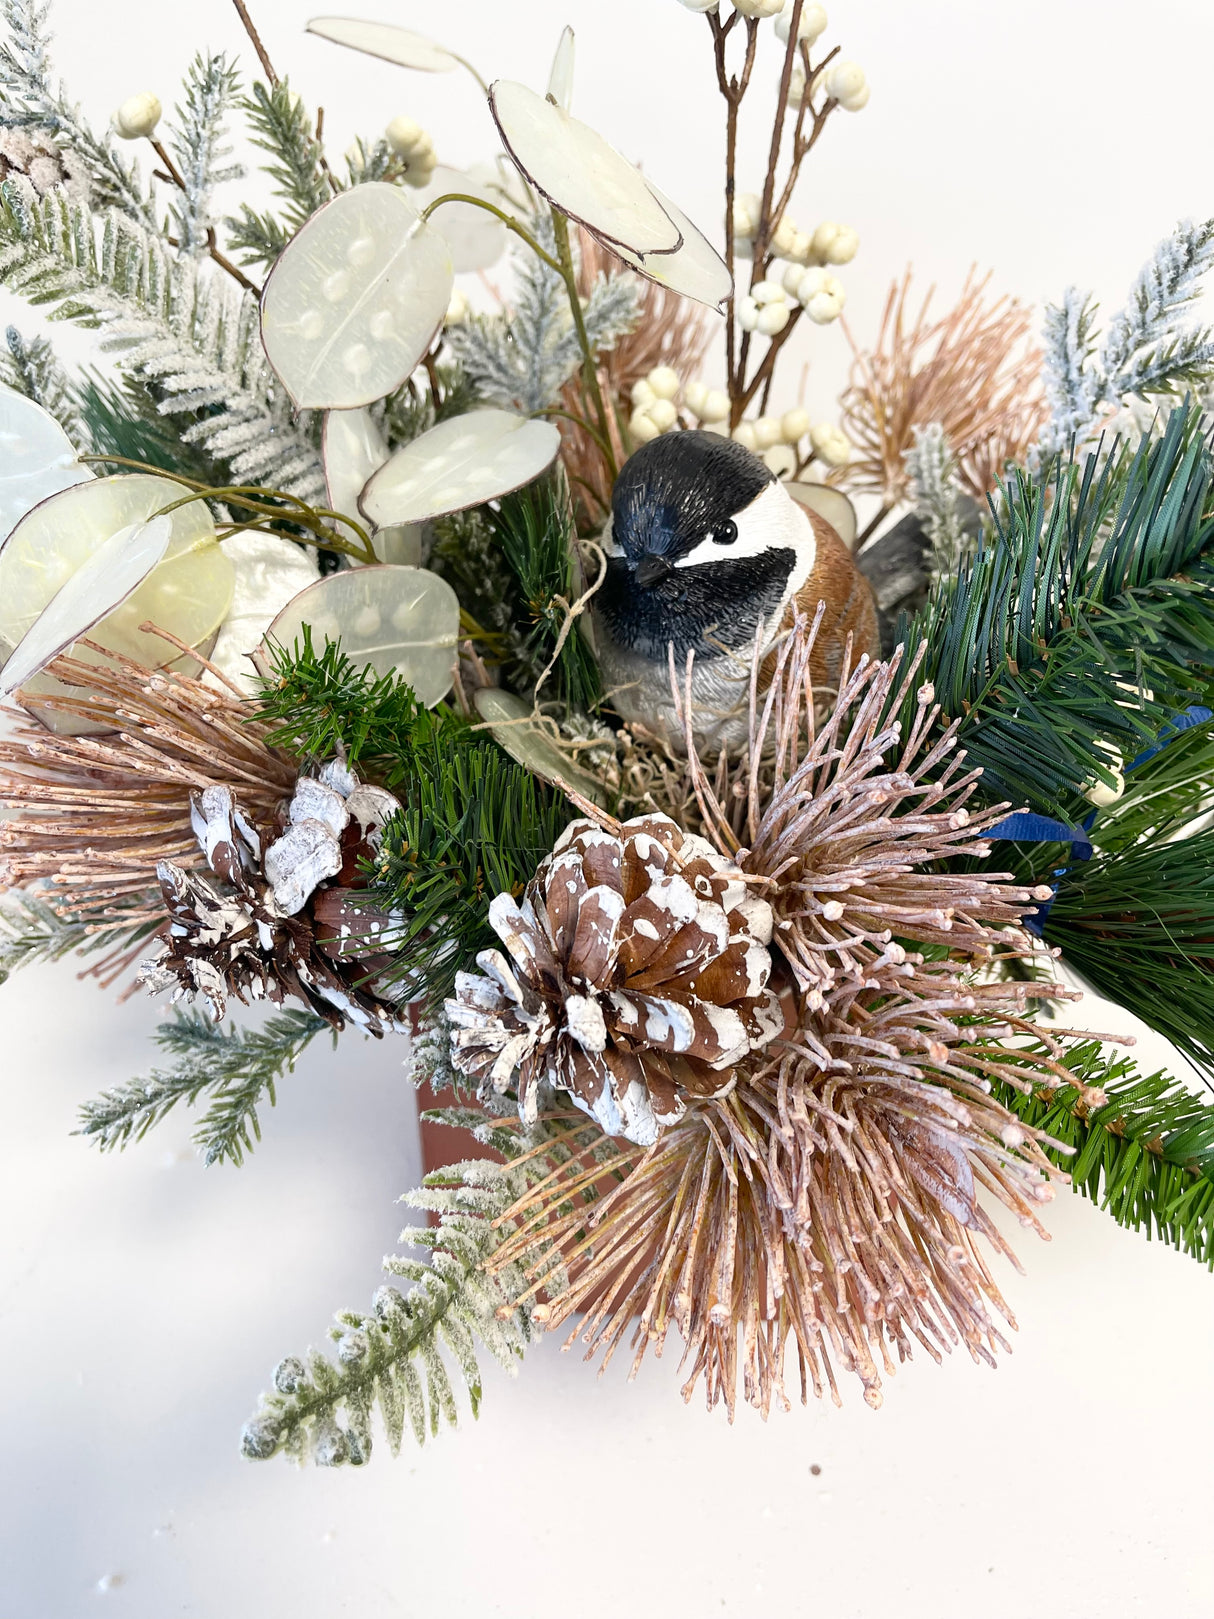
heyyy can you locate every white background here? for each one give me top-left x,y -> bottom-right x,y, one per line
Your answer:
2,2 -> 1214,1616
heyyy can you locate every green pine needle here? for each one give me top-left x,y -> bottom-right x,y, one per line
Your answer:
486,470 -> 603,710
903,405 -> 1214,817
994,1041 -> 1214,1265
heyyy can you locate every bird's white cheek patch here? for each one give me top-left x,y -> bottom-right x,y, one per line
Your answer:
672,481 -> 816,581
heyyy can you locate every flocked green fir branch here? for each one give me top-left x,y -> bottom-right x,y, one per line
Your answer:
164,50 -> 243,258
0,890 -> 154,983
903,404 -> 1214,817
0,183 -> 326,498
76,1007 -> 330,1167
994,1041 -> 1214,1265
1040,219 -> 1214,456
0,0 -> 152,222
240,1153 -> 544,1466
224,77 -> 330,271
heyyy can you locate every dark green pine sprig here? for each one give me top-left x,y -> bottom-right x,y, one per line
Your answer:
902,404 -> 1214,818
994,1041 -> 1214,1265
1047,820 -> 1214,1084
368,730 -> 575,1007
485,470 -> 603,711
251,629 -> 471,790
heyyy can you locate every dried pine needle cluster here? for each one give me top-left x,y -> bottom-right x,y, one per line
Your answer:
483,618 -> 1077,1413
0,648 -> 295,963
838,268 -> 1046,509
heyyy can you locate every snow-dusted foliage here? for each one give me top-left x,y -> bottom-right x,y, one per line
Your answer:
165,51 -> 243,257
447,218 -> 639,413
0,186 -> 325,497
905,421 -> 969,582
1040,218 -> 1214,455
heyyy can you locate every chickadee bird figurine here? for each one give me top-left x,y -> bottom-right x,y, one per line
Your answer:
591,430 -> 880,745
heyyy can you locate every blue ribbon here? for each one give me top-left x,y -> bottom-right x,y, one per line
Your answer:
986,705 -> 1213,937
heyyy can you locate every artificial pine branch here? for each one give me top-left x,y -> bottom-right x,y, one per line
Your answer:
904,405 -> 1214,816
486,469 -> 603,709
1047,822 -> 1214,1081
252,631 -> 470,787
904,421 -> 971,582
0,182 -> 325,498
0,890 -> 152,982
75,370 -> 226,483
76,1008 -> 330,1165
241,1154 -> 546,1466
165,51 -> 243,257
224,77 -> 328,270
1041,219 -> 1214,453
0,0 -> 151,221
993,1041 -> 1214,1265
369,733 -> 575,1006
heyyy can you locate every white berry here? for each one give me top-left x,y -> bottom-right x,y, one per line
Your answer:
732,192 -> 762,239
798,266 -> 845,323
781,261 -> 807,298
676,0 -> 721,9
756,302 -> 790,336
737,295 -> 760,332
811,221 -> 860,265
647,365 -> 681,401
113,92 -> 162,140
781,407 -> 811,444
776,1 -> 828,43
826,60 -> 869,111
751,279 -> 784,306
732,421 -> 760,451
444,288 -> 469,325
631,378 -> 657,408
629,408 -> 662,445
754,415 -> 783,449
732,0 -> 783,16
646,397 -> 679,432
763,443 -> 798,479
699,388 -> 731,423
683,380 -> 709,416
769,215 -> 799,257
810,421 -> 851,466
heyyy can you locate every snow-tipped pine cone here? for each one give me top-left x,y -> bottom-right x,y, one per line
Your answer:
446,814 -> 783,1144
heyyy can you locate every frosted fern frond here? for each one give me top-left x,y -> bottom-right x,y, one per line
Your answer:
0,184 -> 325,497
1040,220 -> 1214,455
225,78 -> 328,271
0,0 -> 151,221
76,1008 -> 330,1166
906,422 -> 970,582
241,1146 -> 558,1466
1,320 -> 81,440
447,221 -> 639,413
166,51 -> 243,257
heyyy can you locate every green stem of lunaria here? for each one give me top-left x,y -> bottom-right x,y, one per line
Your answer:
420,193 -> 564,273
549,208 -> 619,484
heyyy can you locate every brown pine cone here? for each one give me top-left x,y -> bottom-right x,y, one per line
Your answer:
447,814 -> 782,1144
141,764 -> 406,1036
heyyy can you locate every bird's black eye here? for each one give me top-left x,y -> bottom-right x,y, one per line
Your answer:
711,520 -> 739,546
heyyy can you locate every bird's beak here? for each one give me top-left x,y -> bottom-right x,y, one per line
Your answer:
635,554 -> 674,588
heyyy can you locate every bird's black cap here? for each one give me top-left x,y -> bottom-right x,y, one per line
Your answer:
610,430 -> 775,563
